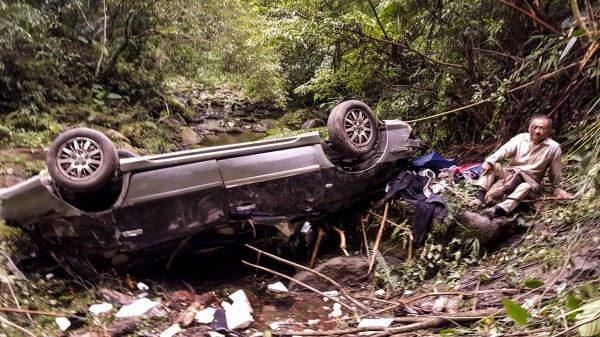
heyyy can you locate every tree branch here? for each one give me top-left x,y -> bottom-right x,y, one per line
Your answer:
500,0 -> 559,34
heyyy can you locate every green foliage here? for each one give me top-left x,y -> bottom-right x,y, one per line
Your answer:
501,298 -> 530,326
576,299 -> 600,336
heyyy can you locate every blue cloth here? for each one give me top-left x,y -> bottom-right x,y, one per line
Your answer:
412,152 -> 456,173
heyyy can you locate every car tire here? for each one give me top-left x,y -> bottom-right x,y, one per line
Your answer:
327,100 -> 379,158
46,128 -> 118,193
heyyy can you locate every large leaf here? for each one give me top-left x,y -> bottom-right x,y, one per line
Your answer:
501,298 -> 529,326
577,299 -> 600,336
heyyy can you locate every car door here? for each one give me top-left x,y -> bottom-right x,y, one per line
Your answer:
219,144 -> 327,221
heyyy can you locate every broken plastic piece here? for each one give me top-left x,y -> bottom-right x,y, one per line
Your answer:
300,221 -> 314,243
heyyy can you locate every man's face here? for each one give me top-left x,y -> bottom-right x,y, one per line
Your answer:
529,118 -> 550,144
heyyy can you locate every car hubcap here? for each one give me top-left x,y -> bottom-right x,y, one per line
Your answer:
57,137 -> 103,180
344,108 -> 373,146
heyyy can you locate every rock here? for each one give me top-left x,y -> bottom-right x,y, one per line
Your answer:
252,124 -> 268,133
227,126 -> 244,134
159,116 -> 183,128
301,119 -> 325,129
180,127 -> 203,145
172,112 -> 187,125
106,129 -> 131,143
197,120 -> 227,133
289,256 -> 369,291
453,211 -> 518,245
188,96 -> 203,106
99,289 -> 135,306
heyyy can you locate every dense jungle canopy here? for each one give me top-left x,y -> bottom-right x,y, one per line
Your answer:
0,0 -> 598,153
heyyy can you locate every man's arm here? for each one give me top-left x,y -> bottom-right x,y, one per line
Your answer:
481,135 -> 521,175
549,146 -> 574,199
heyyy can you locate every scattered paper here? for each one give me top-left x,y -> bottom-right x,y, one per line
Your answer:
328,303 -> 342,318
195,307 -> 216,324
55,317 -> 70,331
115,298 -> 160,318
89,302 -> 113,315
159,324 -> 181,337
267,282 -> 289,292
137,282 -> 149,291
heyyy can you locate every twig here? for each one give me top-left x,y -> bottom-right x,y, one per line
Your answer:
310,228 -> 325,269
242,260 -> 359,315
499,0 -> 560,34
443,185 -> 471,205
0,315 -> 36,337
361,214 -> 371,262
94,0 -> 108,77
523,196 -> 576,203
472,279 -> 480,312
0,267 -> 32,322
552,314 -> 600,337
367,211 -> 409,231
407,232 -> 413,264
329,225 -> 349,256
368,201 -> 390,274
245,245 -> 373,314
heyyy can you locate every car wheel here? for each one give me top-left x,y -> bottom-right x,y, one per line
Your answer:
46,128 -> 118,193
327,100 -> 379,158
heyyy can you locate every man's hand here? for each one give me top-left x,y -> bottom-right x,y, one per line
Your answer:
481,162 -> 493,176
554,187 -> 574,199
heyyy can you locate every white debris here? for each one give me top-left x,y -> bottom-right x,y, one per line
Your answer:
251,332 -> 265,337
328,303 -> 342,318
307,319 -> 320,326
159,324 -> 181,337
269,322 -> 280,330
137,282 -> 149,291
433,296 -> 448,312
267,281 -> 289,293
223,290 -> 254,330
357,318 -> 394,335
323,290 -> 339,298
55,317 -> 70,331
115,298 -> 160,318
45,273 -> 54,280
89,302 -> 113,315
195,307 -> 216,324
323,297 -> 329,302
404,290 -> 414,295
375,289 -> 386,296
208,332 -> 225,337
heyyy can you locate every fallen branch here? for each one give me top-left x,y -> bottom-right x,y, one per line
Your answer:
309,228 -> 325,269
368,201 -> 390,274
272,308 -> 504,336
361,214 -> 371,262
0,306 -> 83,319
523,196 -> 576,203
245,245 -> 373,315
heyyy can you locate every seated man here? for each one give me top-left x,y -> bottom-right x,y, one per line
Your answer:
473,115 -> 573,218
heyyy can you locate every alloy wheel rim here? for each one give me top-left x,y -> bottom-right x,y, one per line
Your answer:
344,108 -> 373,146
57,137 -> 104,180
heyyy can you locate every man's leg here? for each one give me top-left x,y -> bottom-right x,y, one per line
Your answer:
473,163 -> 506,204
483,182 -> 532,218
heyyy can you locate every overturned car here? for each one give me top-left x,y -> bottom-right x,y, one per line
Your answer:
0,100 -> 420,274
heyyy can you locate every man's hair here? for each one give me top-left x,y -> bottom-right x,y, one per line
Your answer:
530,114 -> 552,129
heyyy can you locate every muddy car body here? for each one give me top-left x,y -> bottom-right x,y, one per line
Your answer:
0,101 -> 420,272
